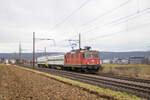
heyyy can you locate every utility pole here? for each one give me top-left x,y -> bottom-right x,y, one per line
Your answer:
19,42 -> 22,64
79,33 -> 81,50
14,52 -> 16,59
32,32 -> 54,68
32,32 -> 35,68
44,47 -> 46,56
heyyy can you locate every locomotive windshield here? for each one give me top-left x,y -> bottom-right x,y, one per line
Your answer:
83,52 -> 92,58
94,52 -> 100,59
82,51 -> 100,59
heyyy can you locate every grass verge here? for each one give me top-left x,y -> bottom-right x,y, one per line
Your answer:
101,64 -> 150,79
102,64 -> 150,68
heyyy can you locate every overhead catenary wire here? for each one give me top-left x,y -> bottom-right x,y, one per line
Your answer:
50,0 -> 91,32
88,21 -> 150,41
49,0 -> 135,46
49,0 -> 130,43
82,7 -> 150,34
137,0 -> 140,13
42,34 -> 79,52
80,0 -> 131,27
52,7 -> 150,51
55,9 -> 150,51
45,0 -> 150,52
54,34 -> 79,49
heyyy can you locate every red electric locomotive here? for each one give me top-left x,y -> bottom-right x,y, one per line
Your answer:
37,47 -> 101,73
64,47 -> 101,72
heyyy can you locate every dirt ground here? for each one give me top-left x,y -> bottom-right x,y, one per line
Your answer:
0,65 -> 107,100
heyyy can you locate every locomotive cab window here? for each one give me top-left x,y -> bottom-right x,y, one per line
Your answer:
94,52 -> 100,59
67,54 -> 69,59
71,54 -> 74,59
82,53 -> 85,58
83,52 -> 92,58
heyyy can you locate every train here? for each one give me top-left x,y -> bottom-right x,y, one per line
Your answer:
37,47 -> 102,73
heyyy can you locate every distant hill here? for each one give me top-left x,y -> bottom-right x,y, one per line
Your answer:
0,52 -> 64,61
0,51 -> 149,60
100,51 -> 150,59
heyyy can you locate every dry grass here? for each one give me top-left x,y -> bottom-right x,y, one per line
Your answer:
102,64 -> 150,68
101,64 -> 150,79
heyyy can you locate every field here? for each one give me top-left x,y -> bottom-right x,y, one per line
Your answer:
0,65 -> 102,100
100,64 -> 150,79
0,64 -> 145,100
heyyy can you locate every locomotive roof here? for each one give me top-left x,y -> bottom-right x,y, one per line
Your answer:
66,49 -> 99,54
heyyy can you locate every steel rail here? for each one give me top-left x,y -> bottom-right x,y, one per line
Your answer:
97,73 -> 150,84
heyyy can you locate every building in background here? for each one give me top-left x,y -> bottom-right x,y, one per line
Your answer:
112,58 -> 128,64
129,56 -> 148,64
9,58 -> 16,64
5,59 -> 9,64
102,59 -> 112,64
120,59 -> 129,64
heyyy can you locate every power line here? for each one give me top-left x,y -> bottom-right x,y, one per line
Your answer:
48,0 -> 133,49
137,0 -> 140,13
80,0 -> 131,27
46,33 -> 80,51
34,34 -> 78,51
41,14 -> 150,51
84,7 -> 150,33
50,0 -> 91,31
88,21 -> 150,41
56,34 -> 79,45
107,7 -> 150,26
49,0 -> 129,39
82,7 -> 150,34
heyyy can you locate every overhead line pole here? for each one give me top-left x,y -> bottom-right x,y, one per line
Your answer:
32,32 -> 35,69
79,33 -> 81,50
44,47 -> 46,56
32,32 -> 54,68
19,42 -> 22,64
14,52 -> 16,60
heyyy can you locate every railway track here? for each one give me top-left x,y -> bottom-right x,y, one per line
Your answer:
97,73 -> 150,84
19,65 -> 150,99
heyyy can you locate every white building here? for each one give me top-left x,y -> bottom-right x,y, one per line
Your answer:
103,59 -> 112,64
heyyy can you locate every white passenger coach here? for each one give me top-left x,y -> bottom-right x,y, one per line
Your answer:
37,54 -> 64,68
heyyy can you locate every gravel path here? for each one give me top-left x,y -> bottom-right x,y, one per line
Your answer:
0,65 -> 107,100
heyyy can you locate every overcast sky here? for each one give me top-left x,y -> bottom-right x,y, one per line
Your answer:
0,0 -> 150,53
